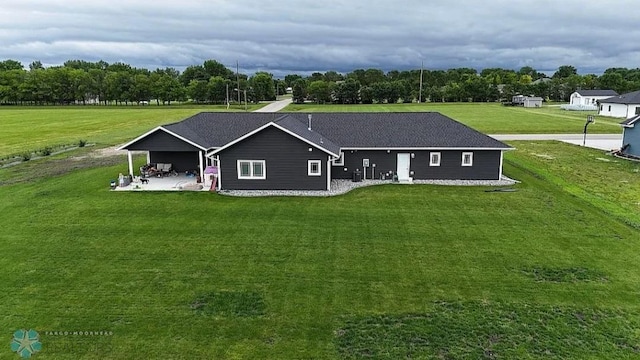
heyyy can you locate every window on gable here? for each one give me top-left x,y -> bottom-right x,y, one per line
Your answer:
461,152 -> 473,167
332,152 -> 344,166
237,160 -> 266,179
429,152 -> 441,166
308,160 -> 322,176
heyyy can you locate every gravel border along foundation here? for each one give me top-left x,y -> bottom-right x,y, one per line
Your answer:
218,176 -> 519,197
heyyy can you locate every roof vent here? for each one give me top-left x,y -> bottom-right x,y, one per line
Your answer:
308,114 -> 312,131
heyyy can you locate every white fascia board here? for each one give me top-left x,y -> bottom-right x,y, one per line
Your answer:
117,126 -> 207,151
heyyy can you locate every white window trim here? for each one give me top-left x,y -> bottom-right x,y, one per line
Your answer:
429,152 -> 441,167
462,152 -> 473,167
308,160 -> 322,176
237,160 -> 266,180
332,151 -> 344,166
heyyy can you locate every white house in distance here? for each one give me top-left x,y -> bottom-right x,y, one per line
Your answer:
570,90 -> 618,107
598,90 -> 640,118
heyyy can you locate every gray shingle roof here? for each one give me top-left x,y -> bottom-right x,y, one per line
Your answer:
274,115 -> 341,156
575,89 -> 618,97
601,90 -> 640,105
621,115 -> 640,126
155,112 -> 511,150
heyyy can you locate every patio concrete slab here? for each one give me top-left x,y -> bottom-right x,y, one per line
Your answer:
112,174 -> 211,191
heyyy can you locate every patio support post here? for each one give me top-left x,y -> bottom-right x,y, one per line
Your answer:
327,156 -> 331,191
198,151 -> 204,184
147,152 -> 151,164
127,151 -> 134,177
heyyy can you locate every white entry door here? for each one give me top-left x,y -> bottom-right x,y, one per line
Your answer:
397,153 -> 411,180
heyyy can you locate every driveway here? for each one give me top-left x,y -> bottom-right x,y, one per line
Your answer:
253,98 -> 293,112
490,134 -> 622,151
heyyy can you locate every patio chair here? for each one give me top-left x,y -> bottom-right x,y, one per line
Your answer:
157,163 -> 174,177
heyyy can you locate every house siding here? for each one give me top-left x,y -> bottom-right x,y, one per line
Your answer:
599,103 -> 636,118
126,130 -> 202,151
332,150 -> 502,180
622,126 -> 640,157
218,126 -> 328,190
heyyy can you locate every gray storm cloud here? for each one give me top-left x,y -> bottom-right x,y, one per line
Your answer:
1,0 -> 639,76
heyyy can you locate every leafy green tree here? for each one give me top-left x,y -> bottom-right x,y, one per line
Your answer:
292,78 -> 307,104
323,70 -> 344,82
181,65 -> 208,86
284,74 -> 302,87
553,65 -> 577,79
0,59 -> 23,71
0,69 -> 26,104
208,76 -> 228,104
203,59 -> 234,79
130,74 -> 152,103
187,80 -> 209,103
249,72 -> 275,101
360,86 -> 373,104
307,80 -> 332,103
333,78 -> 360,104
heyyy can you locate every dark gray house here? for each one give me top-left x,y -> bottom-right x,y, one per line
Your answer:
620,115 -> 640,158
118,112 -> 513,191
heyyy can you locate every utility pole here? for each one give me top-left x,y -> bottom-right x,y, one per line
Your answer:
236,61 -> 240,104
418,61 -> 424,103
226,84 -> 229,109
244,89 -> 247,111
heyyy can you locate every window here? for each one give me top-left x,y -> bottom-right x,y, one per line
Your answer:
636,107 -> 640,115
600,105 -> 603,111
237,160 -> 266,179
332,152 -> 344,166
429,152 -> 441,166
461,152 -> 473,167
608,105 -> 611,112
308,160 -> 322,176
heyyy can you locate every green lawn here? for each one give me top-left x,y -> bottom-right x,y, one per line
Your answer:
505,141 -> 640,228
284,102 -> 622,134
0,105 -> 261,159
0,103 -> 624,160
1,144 -> 640,358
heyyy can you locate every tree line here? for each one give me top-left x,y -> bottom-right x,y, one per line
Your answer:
0,59 -> 282,105
1,59 -> 640,105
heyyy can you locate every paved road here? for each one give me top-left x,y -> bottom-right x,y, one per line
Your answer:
490,134 -> 622,151
253,98 -> 293,112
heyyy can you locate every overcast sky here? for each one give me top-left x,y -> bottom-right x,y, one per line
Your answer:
2,0 -> 639,77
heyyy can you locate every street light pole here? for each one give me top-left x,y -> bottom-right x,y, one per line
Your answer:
244,89 -> 247,111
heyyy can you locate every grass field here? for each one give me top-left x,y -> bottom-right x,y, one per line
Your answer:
284,102 -> 622,135
0,102 -> 623,160
1,141 -> 640,358
505,141 -> 640,228
0,104 -> 262,159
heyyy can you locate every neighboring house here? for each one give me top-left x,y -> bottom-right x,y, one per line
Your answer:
523,97 -> 543,108
598,90 -> 640,118
569,90 -> 618,107
509,95 -> 542,107
118,112 -> 513,191
620,115 -> 640,158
